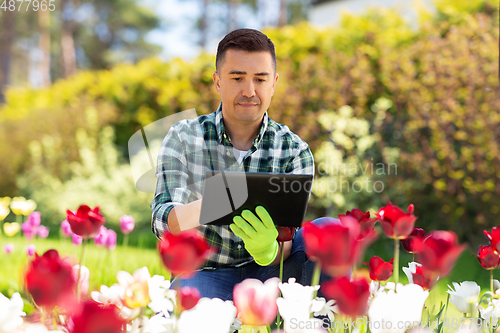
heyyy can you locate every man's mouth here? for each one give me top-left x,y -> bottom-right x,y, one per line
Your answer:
238,103 -> 258,108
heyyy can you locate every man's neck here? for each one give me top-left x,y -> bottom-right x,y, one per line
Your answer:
223,118 -> 262,151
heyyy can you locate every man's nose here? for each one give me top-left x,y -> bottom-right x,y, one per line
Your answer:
241,80 -> 256,98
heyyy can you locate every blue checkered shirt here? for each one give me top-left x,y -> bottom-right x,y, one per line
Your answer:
151,103 -> 314,268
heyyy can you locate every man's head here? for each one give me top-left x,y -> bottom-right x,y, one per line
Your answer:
213,29 -> 279,130
216,29 -> 276,73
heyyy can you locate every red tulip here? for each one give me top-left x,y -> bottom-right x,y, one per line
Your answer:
276,227 -> 296,242
338,209 -> 377,233
25,249 -> 76,309
178,286 -> 201,311
364,256 -> 394,281
401,228 -> 426,253
484,227 -> 500,254
339,209 -> 379,248
66,205 -> 106,238
409,264 -> 437,290
70,300 -> 126,333
413,230 -> 466,279
303,217 -> 362,277
322,276 -> 370,318
478,244 -> 500,270
158,231 -> 215,277
376,202 -> 417,239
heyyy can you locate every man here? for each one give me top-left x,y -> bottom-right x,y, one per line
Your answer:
151,29 -> 318,300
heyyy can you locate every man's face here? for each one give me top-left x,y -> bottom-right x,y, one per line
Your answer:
213,49 -> 279,126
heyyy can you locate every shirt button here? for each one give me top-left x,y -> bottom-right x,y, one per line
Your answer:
237,244 -> 242,249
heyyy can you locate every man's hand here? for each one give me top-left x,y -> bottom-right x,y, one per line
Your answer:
230,206 -> 279,266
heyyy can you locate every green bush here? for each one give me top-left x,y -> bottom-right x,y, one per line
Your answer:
16,108 -> 154,239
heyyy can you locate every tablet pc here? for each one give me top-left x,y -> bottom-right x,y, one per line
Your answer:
199,171 -> 313,227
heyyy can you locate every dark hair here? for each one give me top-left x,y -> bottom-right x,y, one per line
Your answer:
216,29 -> 276,72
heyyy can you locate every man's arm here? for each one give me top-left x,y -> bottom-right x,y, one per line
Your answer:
166,199 -> 202,234
151,126 -> 203,238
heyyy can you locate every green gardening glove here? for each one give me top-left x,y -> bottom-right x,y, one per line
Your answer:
230,206 -> 279,266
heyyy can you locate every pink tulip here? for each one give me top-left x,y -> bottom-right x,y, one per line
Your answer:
36,225 -> 49,238
26,244 -> 36,256
105,229 -> 117,251
21,221 -> 35,240
72,233 -> 83,245
72,265 -> 90,296
4,243 -> 14,254
94,226 -> 108,246
27,211 -> 41,227
233,277 -> 280,326
120,215 -> 135,234
61,220 -> 72,237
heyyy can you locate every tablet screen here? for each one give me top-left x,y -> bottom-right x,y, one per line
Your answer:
199,171 -> 313,227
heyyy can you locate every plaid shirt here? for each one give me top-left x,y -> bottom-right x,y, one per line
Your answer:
151,103 -> 314,268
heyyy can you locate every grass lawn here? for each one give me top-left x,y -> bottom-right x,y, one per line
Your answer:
0,233 -> 168,299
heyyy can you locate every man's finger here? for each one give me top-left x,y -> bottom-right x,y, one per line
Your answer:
255,206 -> 275,229
241,210 -> 267,234
232,215 -> 258,239
230,221 -> 248,239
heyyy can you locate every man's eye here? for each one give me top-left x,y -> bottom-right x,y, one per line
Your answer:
257,79 -> 266,82
233,77 -> 242,81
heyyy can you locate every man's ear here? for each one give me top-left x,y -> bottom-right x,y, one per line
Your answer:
213,71 -> 221,95
271,72 -> 279,96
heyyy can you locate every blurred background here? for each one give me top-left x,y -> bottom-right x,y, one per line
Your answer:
0,0 -> 499,249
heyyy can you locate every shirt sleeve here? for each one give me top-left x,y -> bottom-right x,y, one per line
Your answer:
151,126 -> 192,239
287,144 -> 315,178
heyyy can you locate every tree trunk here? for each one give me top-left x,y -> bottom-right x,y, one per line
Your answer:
38,7 -> 51,86
278,0 -> 287,27
61,0 -> 77,78
0,11 -> 15,104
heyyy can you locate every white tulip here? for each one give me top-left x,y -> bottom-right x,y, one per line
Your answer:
0,292 -> 25,333
279,277 -> 320,301
402,262 -> 422,284
177,298 -> 236,333
447,281 -> 480,314
368,283 -> 429,333
480,299 -> 500,326
312,298 -> 337,322
128,315 -> 175,333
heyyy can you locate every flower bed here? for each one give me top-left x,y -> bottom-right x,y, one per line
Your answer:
0,198 -> 498,333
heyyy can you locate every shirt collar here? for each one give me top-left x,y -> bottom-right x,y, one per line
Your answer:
215,102 -> 268,146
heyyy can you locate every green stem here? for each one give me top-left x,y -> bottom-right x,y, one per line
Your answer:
123,234 -> 129,248
77,239 -> 87,301
393,238 -> 400,285
276,242 -> 284,331
312,261 -> 321,299
491,269 -> 494,333
16,214 -> 22,230
491,269 -> 494,293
